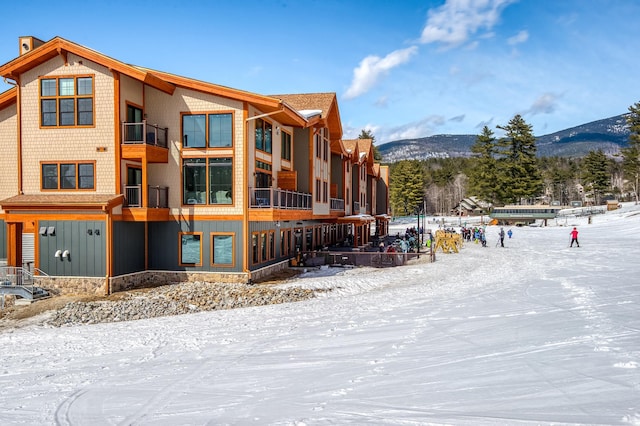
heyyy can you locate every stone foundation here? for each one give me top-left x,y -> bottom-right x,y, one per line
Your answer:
109,271 -> 249,294
28,265 -> 292,296
249,260 -> 289,282
34,276 -> 106,296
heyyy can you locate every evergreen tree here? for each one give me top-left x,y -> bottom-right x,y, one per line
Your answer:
389,160 -> 425,215
621,101 -> 640,203
467,126 -> 498,204
582,149 -> 610,205
495,115 -> 543,204
358,129 -> 382,161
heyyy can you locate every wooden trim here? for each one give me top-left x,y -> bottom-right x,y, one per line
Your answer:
179,110 -> 236,149
39,160 -> 97,191
113,71 -> 121,196
105,214 -> 112,292
179,156 -> 235,207
16,80 -> 22,195
210,232 -> 236,268
5,212 -> 108,222
37,74 -> 96,129
178,231 -> 203,267
242,104 -> 249,274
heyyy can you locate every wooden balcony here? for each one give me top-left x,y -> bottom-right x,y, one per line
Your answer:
121,184 -> 170,222
121,121 -> 169,163
249,188 -> 312,221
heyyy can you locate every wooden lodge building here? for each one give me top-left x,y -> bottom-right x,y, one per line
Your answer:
0,36 -> 390,295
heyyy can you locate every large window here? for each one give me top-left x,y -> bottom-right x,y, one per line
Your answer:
281,131 -> 292,161
211,233 -> 234,267
179,232 -> 202,266
41,161 -> 95,190
182,113 -> 233,148
182,157 -> 232,205
255,118 -> 272,153
40,76 -> 94,127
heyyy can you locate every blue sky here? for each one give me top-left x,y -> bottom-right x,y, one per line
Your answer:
1,0 -> 639,144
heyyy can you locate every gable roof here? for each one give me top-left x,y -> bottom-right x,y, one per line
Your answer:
0,86 -> 17,109
269,93 -> 342,140
0,37 -> 307,127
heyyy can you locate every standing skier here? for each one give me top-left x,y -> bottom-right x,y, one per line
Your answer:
499,227 -> 505,247
570,227 -> 580,247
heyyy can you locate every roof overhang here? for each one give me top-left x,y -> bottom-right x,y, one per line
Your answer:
0,194 -> 123,212
337,214 -> 376,224
0,37 -> 176,95
0,87 -> 17,110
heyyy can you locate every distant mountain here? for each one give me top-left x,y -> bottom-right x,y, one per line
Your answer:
377,114 -> 631,163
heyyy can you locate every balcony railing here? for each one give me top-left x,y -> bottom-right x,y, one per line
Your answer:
124,185 -> 169,208
330,198 -> 345,211
122,120 -> 168,148
250,188 -> 312,209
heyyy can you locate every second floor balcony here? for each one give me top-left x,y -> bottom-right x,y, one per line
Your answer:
330,198 -> 345,211
121,121 -> 169,163
250,188 -> 312,210
123,185 -> 169,208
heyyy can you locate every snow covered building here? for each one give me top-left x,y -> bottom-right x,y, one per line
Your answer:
0,36 -> 389,295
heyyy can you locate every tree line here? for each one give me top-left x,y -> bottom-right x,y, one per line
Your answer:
382,101 -> 640,216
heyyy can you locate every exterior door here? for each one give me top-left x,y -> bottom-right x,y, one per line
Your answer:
126,105 -> 143,141
127,167 -> 143,207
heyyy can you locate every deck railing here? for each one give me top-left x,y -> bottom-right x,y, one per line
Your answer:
250,188 -> 312,209
121,120 -> 168,148
0,266 -> 49,302
123,185 -> 169,208
330,198 -> 345,211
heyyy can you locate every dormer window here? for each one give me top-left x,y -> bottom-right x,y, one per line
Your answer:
40,76 -> 94,127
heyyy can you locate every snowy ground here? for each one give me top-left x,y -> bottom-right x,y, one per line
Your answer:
1,204 -> 640,425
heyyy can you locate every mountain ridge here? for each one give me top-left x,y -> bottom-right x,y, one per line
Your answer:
377,114 -> 631,162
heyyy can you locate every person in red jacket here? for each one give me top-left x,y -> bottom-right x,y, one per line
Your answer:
570,227 -> 580,247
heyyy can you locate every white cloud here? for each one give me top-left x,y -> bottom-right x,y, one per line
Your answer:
507,30 -> 529,45
419,0 -> 516,48
343,46 -> 418,100
381,115 -> 447,142
524,92 -> 562,116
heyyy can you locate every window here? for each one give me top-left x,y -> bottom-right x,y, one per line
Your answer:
281,131 -> 292,161
268,231 -> 275,260
316,179 -> 321,202
179,232 -> 202,266
182,113 -> 233,148
209,158 -> 233,204
182,157 -> 232,205
255,118 -> 272,153
323,181 -> 328,203
255,160 -> 272,188
209,113 -> 233,147
261,232 -> 267,262
41,162 -> 95,190
211,233 -> 234,267
252,233 -> 259,264
315,134 -> 321,158
40,76 -> 93,127
183,158 -> 206,204
183,114 -> 206,148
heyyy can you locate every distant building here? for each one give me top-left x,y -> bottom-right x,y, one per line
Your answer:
452,197 -> 490,216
